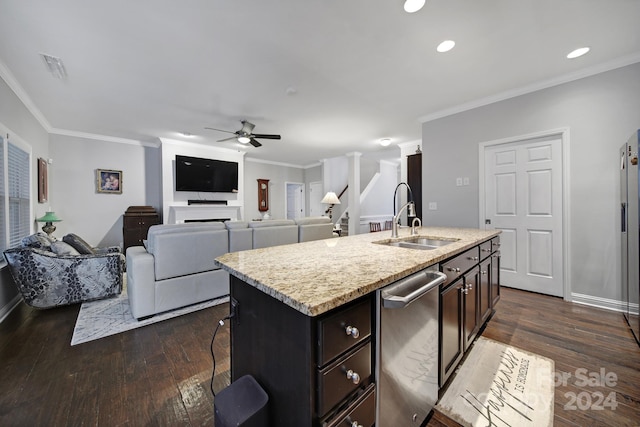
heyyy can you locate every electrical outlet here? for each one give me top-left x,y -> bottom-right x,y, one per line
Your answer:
463,177 -> 469,186
428,202 -> 437,210
456,177 -> 463,186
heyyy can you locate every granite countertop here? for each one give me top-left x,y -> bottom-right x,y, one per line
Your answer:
215,226 -> 500,317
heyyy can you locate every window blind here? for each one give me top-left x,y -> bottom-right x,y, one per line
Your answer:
0,136 -> 5,251
7,142 -> 30,249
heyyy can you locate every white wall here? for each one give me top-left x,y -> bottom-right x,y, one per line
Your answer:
421,62 -> 640,303
159,138 -> 245,221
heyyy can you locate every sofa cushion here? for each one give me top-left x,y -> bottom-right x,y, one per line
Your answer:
147,223 -> 228,281
146,222 -> 225,254
50,241 -> 81,256
224,220 -> 249,229
63,233 -> 95,254
248,219 -> 296,228
294,216 -> 331,225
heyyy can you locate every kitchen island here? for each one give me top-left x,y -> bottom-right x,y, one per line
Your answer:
215,226 -> 500,426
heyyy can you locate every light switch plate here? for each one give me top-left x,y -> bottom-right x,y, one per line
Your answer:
456,177 -> 462,186
428,202 -> 437,210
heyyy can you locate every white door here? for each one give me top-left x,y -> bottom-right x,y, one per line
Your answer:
309,181 -> 323,217
484,136 -> 564,297
286,183 -> 305,220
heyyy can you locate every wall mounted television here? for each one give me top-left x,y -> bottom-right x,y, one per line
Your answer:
175,155 -> 239,193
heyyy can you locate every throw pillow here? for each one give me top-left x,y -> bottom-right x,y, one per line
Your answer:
63,233 -> 95,254
50,241 -> 81,256
21,232 -> 55,248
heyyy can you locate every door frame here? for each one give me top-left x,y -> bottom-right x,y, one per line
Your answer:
478,127 -> 572,301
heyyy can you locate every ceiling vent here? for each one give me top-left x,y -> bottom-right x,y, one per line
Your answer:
40,53 -> 67,79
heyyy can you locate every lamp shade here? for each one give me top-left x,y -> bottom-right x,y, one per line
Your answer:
321,191 -> 341,205
37,211 -> 62,222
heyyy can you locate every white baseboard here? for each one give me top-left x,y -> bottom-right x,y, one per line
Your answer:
571,292 -> 627,313
0,294 -> 22,323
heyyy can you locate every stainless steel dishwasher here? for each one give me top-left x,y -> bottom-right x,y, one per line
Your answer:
376,266 -> 447,426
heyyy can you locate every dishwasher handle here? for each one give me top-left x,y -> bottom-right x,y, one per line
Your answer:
381,270 -> 447,309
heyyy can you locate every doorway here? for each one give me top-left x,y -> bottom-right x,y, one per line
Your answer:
479,129 -> 569,298
285,182 -> 305,220
309,181 -> 323,217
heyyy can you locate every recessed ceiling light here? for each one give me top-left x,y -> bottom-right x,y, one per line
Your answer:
437,40 -> 456,53
567,47 -> 590,59
404,0 -> 425,13
380,138 -> 392,147
180,132 -> 193,137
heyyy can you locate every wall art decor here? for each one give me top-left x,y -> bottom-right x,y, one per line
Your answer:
96,169 -> 122,194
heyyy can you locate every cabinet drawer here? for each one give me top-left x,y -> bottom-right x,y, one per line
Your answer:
441,247 -> 480,284
479,239 -> 493,259
318,298 -> 371,366
491,236 -> 501,252
317,341 -> 372,417
324,384 -> 375,427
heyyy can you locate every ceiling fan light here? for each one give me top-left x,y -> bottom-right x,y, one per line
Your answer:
404,0 -> 425,13
379,138 -> 391,147
237,136 -> 251,144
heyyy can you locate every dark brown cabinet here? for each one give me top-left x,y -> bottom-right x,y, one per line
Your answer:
407,152 -> 422,222
439,239 -> 500,388
122,206 -> 159,251
230,277 -> 374,427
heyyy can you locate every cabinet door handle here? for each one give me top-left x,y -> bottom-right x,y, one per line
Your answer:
481,270 -> 487,275
346,369 -> 360,385
345,325 -> 360,339
467,283 -> 473,290
350,421 -> 363,427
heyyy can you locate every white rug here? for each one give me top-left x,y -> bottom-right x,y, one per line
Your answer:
436,337 -> 555,427
71,284 -> 229,346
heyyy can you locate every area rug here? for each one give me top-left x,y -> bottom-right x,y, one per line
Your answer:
71,282 -> 229,346
436,336 -> 555,427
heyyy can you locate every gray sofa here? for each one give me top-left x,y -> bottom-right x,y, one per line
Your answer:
126,217 -> 334,319
126,223 -> 229,320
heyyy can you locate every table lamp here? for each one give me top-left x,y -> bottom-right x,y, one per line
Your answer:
37,211 -> 62,236
321,191 -> 341,219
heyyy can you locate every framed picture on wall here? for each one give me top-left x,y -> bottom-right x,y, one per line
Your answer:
37,158 -> 48,203
96,169 -> 122,194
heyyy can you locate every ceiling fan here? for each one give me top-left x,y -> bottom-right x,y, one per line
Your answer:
205,120 -> 281,147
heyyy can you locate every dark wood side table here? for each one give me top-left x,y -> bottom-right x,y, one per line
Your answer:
123,206 -> 160,251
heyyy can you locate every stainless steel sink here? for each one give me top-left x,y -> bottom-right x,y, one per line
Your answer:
376,237 -> 459,250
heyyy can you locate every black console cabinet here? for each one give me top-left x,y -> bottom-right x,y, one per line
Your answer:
122,206 -> 159,251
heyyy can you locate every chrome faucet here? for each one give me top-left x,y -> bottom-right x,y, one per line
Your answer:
411,217 -> 422,235
391,182 -> 416,238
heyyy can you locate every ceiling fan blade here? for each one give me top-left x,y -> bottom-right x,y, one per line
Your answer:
216,136 -> 237,142
205,127 -> 235,134
249,138 -> 262,148
252,134 -> 281,140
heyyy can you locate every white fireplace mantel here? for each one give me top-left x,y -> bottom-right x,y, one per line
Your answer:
168,205 -> 241,224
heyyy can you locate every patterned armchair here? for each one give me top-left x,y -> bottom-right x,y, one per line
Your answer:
3,233 -> 123,309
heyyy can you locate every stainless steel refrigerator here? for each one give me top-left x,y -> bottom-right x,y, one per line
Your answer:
620,130 -> 640,346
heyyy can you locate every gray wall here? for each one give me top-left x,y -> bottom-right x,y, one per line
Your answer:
244,159 -> 304,220
49,134 -> 159,247
0,77 -> 49,317
421,62 -> 640,303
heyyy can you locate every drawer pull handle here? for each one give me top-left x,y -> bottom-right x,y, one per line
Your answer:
345,325 -> 360,339
447,267 -> 461,273
467,256 -> 479,261
350,421 -> 363,427
346,369 -> 360,385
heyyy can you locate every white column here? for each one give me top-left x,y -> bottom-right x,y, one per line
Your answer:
346,152 -> 361,235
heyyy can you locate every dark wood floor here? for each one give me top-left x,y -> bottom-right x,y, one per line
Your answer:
0,287 -> 638,426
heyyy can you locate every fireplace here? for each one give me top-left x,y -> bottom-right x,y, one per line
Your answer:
168,205 -> 241,224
